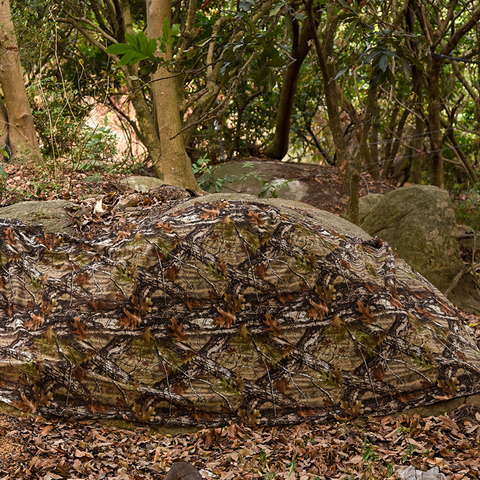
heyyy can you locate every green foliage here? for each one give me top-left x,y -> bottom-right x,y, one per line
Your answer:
73,125 -> 119,169
0,162 -> 8,202
106,19 -> 181,69
452,183 -> 480,232
193,156 -> 232,192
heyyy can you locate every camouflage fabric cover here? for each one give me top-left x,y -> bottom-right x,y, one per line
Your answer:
0,198 -> 479,427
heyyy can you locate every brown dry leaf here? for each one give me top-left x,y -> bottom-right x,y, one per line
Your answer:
238,408 -> 261,426
356,301 -> 375,323
185,297 -> 201,310
133,403 -> 155,422
438,377 -> 460,395
33,385 -> 53,407
14,391 -> 37,413
118,309 -> 142,330
200,206 -> 221,220
5,226 -> 16,245
308,299 -> 328,320
224,293 -> 245,313
315,284 -> 336,304
389,293 -> 403,309
165,265 -> 179,282
25,313 -> 45,330
371,364 -> 385,381
341,400 -> 364,417
274,377 -> 289,393
264,313 -> 282,336
255,263 -> 267,279
215,308 -> 237,328
132,295 -> 153,315
45,325 -> 57,345
71,316 -> 89,339
277,293 -> 294,304
211,200 -> 229,209
169,317 -> 187,341
246,209 -> 263,225
143,326 -> 155,347
75,271 -> 90,286
332,314 -> 345,331
156,221 -> 173,232
416,306 -> 435,319
41,298 -> 58,315
171,382 -> 187,395
456,350 -> 468,362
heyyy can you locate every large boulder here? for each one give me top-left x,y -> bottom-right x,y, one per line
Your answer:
360,185 -> 479,312
198,160 -> 311,201
1,192 -> 479,426
121,175 -> 164,193
0,200 -> 78,235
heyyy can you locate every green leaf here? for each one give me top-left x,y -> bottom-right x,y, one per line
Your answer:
118,51 -> 147,66
106,43 -> 132,55
162,17 -> 171,41
146,38 -> 157,56
334,67 -> 349,80
343,20 -> 358,44
170,23 -> 181,37
401,57 -> 411,79
378,54 -> 389,72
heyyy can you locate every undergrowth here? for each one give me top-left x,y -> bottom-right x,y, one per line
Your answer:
452,183 -> 480,232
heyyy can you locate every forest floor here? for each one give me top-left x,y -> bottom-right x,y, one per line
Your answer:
0,160 -> 480,479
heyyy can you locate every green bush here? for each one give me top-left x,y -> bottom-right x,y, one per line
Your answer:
452,183 -> 480,232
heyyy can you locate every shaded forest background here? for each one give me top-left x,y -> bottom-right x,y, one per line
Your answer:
0,0 -> 480,225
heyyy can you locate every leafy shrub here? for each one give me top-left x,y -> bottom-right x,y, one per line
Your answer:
452,183 -> 480,231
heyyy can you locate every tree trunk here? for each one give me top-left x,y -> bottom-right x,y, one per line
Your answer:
358,86 -> 379,180
0,97 -> 8,154
263,15 -> 313,159
304,2 -> 359,223
146,0 -> 198,190
426,57 -> 444,188
0,0 -> 41,164
409,67 -> 425,184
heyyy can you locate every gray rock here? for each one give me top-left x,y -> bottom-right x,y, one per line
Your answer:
360,185 -> 479,312
358,193 -> 384,223
121,175 -> 164,193
198,161 -> 310,201
0,200 -> 77,235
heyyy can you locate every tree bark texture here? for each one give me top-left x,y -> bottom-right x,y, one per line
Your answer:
263,15 -> 313,159
0,197 -> 479,427
0,0 -> 41,163
146,0 -> 198,190
304,3 -> 360,224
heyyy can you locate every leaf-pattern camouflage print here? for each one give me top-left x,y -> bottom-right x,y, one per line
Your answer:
0,199 -> 480,427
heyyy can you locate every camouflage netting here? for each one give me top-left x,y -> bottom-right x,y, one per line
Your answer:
0,199 -> 479,427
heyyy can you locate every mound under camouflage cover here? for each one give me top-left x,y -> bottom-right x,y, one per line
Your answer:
0,198 -> 479,426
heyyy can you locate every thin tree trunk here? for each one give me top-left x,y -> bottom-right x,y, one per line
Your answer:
304,2 -> 359,223
0,97 -> 8,152
146,0 -> 198,190
0,0 -> 41,164
263,14 -> 313,159
442,118 -> 479,183
120,0 -> 164,178
382,108 -> 409,179
358,86 -> 379,180
369,120 -> 379,177
409,84 -> 425,183
426,57 -> 444,188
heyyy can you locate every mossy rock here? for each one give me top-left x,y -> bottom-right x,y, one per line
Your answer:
360,185 -> 479,312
